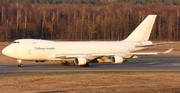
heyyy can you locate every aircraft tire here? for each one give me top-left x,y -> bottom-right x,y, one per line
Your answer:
61,62 -> 70,66
80,63 -> 89,67
18,63 -> 23,67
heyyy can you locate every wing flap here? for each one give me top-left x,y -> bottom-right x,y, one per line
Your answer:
55,54 -> 95,59
55,54 -> 80,58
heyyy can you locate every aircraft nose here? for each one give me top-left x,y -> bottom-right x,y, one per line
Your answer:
2,46 -> 12,57
2,47 -> 8,56
2,45 -> 18,58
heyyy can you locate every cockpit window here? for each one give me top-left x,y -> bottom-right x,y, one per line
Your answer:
13,41 -> 20,44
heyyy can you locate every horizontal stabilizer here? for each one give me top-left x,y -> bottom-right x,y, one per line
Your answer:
136,42 -> 173,47
152,42 -> 173,46
161,48 -> 173,54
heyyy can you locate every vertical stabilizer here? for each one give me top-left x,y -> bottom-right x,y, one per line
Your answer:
124,15 -> 157,41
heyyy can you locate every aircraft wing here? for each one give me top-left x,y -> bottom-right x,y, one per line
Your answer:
55,48 -> 173,58
55,53 -> 124,59
92,48 -> 173,56
128,48 -> 173,55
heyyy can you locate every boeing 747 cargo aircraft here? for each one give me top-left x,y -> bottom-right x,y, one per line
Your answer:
2,15 -> 173,67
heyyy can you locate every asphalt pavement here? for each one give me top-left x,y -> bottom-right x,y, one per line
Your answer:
1,56 -> 180,74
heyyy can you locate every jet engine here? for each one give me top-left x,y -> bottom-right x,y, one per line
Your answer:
74,58 -> 88,66
111,56 -> 125,64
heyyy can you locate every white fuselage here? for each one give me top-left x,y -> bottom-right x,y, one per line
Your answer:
1,15 -> 158,67
2,39 -> 150,61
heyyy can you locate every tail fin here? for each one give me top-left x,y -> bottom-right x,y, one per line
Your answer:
124,15 -> 157,41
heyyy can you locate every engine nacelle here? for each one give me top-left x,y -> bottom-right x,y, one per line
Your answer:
111,56 -> 124,64
74,58 -> 88,66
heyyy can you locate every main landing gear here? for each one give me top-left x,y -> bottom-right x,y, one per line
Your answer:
80,63 -> 89,67
60,61 -> 70,66
60,61 -> 89,67
17,60 -> 23,67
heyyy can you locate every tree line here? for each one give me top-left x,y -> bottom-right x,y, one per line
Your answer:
0,2 -> 180,41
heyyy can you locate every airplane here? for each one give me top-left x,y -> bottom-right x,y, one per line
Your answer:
2,15 -> 173,67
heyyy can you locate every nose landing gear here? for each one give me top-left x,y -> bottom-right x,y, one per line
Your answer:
17,60 -> 23,67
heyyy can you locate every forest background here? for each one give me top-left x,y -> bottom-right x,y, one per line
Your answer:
0,0 -> 180,41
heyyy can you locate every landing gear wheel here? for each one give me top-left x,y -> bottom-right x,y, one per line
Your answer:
67,62 -> 70,66
80,63 -> 89,67
61,62 -> 70,66
17,60 -> 23,67
18,63 -> 23,67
